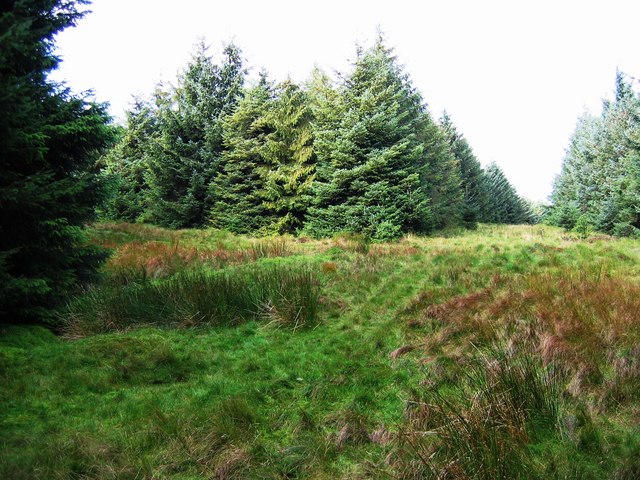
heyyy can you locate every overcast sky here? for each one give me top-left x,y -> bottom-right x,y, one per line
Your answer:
50,0 -> 640,202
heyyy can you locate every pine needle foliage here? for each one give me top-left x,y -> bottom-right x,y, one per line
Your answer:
261,79 -> 316,234
209,74 -> 275,233
306,35 -> 434,240
0,0 -> 114,323
550,72 -> 640,237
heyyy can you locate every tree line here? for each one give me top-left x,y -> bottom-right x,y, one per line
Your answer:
548,72 -> 640,237
101,38 -> 532,240
1,0 -> 530,324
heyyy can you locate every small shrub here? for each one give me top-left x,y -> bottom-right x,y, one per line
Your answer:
613,222 -> 640,238
572,215 -> 592,239
373,221 -> 402,242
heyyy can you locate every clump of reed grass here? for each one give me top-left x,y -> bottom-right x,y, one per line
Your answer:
104,238 -> 293,285
249,238 -> 290,260
396,351 -> 563,479
66,264 -> 320,336
105,241 -> 192,284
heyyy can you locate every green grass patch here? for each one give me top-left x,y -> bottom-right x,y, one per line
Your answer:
2,223 -> 640,478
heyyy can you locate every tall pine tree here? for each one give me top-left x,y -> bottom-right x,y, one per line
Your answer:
305,35 -> 432,240
550,72 -> 640,236
100,98 -> 157,221
142,42 -> 246,228
0,0 -> 114,323
484,163 -> 531,224
209,73 -> 275,233
440,112 -> 489,227
418,113 -> 463,230
261,79 -> 316,234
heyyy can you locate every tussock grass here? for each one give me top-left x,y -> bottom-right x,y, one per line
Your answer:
392,236 -> 640,478
249,238 -> 290,260
104,238 -> 293,285
397,352 -> 562,479
66,264 -> 320,335
332,231 -> 371,254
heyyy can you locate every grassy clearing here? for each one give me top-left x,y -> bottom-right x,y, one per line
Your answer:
2,224 -> 640,478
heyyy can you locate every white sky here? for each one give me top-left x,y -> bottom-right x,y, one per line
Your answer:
51,0 -> 640,202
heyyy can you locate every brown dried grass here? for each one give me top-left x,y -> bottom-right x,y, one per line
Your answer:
411,267 -> 640,403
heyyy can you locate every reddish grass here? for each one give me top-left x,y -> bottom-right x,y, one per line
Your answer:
369,243 -> 421,256
321,262 -> 337,274
104,241 -> 247,282
412,268 -> 640,401
389,345 -> 417,360
104,239 -> 293,283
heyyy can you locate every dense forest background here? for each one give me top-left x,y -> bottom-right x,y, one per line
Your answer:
548,72 -> 640,237
99,39 -> 533,240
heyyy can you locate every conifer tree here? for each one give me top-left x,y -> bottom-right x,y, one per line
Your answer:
209,74 -> 274,233
143,42 -> 246,228
549,114 -> 600,229
484,163 -> 531,224
550,72 -> 640,236
440,112 -> 489,227
305,36 -> 432,240
100,98 -> 157,221
261,80 -> 316,234
0,0 -> 114,323
418,114 -> 463,230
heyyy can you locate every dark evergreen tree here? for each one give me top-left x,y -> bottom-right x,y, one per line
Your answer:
598,74 -> 640,235
549,114 -> 600,229
305,36 -> 433,240
484,163 -> 531,224
418,113 -> 463,230
0,0 -> 114,323
550,72 -> 640,236
143,42 -> 246,228
440,112 -> 489,227
209,74 -> 275,233
100,98 -> 157,221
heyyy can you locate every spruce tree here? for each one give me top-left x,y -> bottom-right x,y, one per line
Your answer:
305,36 -> 432,240
418,113 -> 463,230
440,112 -> 489,227
209,74 -> 275,233
0,0 -> 114,323
550,73 -> 640,236
549,114 -> 600,229
143,42 -> 246,228
100,98 -> 157,221
261,79 -> 316,234
484,163 -> 531,224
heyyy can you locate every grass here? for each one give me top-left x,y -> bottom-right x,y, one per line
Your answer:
396,351 -> 563,479
1,223 -> 640,478
66,263 -> 320,335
